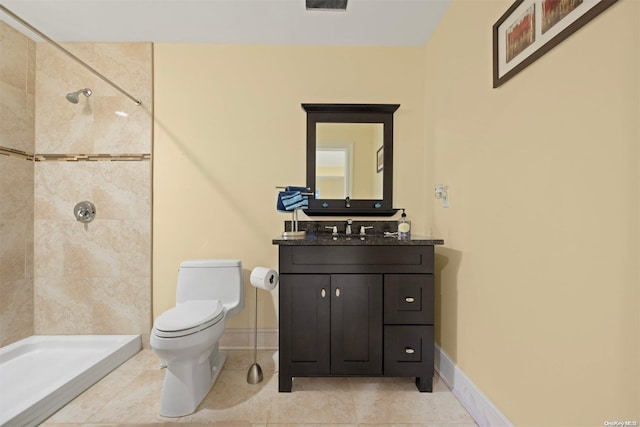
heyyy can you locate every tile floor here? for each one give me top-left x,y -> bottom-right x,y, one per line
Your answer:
41,349 -> 477,427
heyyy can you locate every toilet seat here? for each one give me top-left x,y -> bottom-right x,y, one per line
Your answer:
153,300 -> 224,338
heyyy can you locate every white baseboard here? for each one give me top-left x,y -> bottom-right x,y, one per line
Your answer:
435,344 -> 513,427
219,328 -> 278,350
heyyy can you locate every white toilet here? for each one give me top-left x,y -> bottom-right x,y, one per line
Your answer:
150,259 -> 244,417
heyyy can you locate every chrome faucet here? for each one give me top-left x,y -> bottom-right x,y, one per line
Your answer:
345,219 -> 353,236
325,225 -> 338,237
359,225 -> 373,236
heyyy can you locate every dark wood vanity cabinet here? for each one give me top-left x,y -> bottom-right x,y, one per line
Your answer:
277,244 -> 436,392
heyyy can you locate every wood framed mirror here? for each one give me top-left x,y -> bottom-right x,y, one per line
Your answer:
303,103 -> 399,216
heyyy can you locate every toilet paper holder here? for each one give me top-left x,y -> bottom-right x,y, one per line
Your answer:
247,267 -> 279,384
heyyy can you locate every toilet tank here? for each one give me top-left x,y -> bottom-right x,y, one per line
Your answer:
176,259 -> 244,317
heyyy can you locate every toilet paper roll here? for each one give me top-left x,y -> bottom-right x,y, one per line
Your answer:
250,267 -> 279,291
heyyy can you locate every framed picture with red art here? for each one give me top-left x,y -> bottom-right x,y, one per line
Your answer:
493,0 -> 619,87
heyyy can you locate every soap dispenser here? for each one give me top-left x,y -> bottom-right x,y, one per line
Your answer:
398,209 -> 411,238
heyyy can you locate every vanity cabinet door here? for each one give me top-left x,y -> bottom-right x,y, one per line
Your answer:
331,274 -> 383,375
279,274 -> 331,380
279,273 -> 383,390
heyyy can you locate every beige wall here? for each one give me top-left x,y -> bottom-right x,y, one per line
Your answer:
153,45 -> 426,328
0,21 -> 35,346
425,0 -> 639,425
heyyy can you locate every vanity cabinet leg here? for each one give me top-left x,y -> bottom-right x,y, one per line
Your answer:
279,374 -> 292,392
416,376 -> 433,392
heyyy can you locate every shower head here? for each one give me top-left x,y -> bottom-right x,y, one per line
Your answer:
65,88 -> 92,104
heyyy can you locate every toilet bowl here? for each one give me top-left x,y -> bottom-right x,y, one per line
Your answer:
150,260 -> 244,417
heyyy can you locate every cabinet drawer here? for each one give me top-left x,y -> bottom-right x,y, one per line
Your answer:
279,246 -> 434,274
384,325 -> 433,376
384,274 -> 433,325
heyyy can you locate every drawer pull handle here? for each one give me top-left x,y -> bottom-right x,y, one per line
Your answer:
321,288 -> 326,298
336,288 -> 341,297
405,297 -> 415,303
405,347 -> 415,354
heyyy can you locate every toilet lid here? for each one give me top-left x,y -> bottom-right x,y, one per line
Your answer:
154,300 -> 224,334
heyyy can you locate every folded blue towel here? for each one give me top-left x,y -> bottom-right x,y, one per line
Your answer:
285,186 -> 308,192
277,187 -> 309,212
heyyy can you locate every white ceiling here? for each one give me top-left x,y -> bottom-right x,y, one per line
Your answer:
0,0 -> 451,46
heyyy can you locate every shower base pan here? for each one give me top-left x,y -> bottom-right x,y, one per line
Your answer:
0,334 -> 141,427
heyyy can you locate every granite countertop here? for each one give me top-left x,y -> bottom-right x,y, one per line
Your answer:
272,232 -> 444,246
272,220 -> 443,246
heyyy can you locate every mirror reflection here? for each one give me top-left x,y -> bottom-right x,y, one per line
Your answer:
315,123 -> 384,200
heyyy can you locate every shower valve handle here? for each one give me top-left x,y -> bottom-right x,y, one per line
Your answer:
74,201 -> 96,223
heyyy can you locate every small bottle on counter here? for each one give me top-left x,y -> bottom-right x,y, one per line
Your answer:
398,208 -> 411,238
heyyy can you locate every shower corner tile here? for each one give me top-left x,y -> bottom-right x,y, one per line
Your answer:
91,276 -> 151,334
0,23 -> 29,91
34,276 -> 94,334
0,278 -> 34,345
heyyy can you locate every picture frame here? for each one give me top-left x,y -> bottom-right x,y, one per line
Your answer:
493,0 -> 618,88
376,146 -> 384,173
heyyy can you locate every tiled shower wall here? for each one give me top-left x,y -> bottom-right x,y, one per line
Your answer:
33,42 -> 152,335
0,18 -> 153,343
0,22 -> 36,346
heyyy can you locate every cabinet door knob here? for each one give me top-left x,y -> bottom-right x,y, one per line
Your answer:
335,288 -> 341,297
405,297 -> 415,303
321,288 -> 326,298
405,347 -> 415,354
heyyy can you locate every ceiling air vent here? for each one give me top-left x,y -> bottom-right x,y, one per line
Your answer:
305,0 -> 348,10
